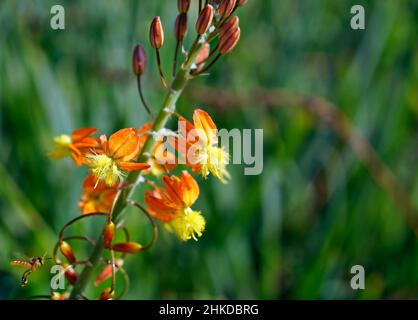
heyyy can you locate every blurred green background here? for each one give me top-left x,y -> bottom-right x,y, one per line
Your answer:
1,0 -> 418,299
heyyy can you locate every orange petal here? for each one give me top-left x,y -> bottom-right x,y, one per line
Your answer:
178,171 -> 199,207
108,128 -> 140,161
162,175 -> 185,207
118,161 -> 150,172
193,109 -> 218,145
71,128 -> 98,142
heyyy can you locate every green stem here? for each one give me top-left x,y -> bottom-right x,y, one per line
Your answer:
69,50 -> 199,300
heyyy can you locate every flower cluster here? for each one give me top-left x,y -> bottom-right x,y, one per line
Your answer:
41,0 -> 247,300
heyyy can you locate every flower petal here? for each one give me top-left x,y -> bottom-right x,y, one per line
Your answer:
117,161 -> 150,171
71,128 -> 98,142
108,128 -> 140,161
193,109 -> 218,145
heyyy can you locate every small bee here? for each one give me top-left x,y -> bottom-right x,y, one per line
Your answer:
10,253 -> 49,286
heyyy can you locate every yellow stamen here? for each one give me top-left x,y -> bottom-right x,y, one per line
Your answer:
198,145 -> 230,183
49,134 -> 72,160
86,154 -> 124,187
168,208 -> 206,241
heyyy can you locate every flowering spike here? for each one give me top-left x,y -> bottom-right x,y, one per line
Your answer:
59,241 -> 76,264
178,0 -> 191,13
195,4 -> 214,35
150,16 -> 164,50
219,0 -> 236,19
132,44 -> 146,76
112,242 -> 143,254
103,221 -> 115,248
175,13 -> 188,41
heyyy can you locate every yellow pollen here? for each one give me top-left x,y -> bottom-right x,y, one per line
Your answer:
168,208 -> 206,241
198,145 -> 230,183
86,154 -> 124,187
49,134 -> 72,160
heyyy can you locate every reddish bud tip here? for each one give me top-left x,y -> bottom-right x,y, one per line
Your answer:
150,16 -> 164,49
220,16 -> 239,38
132,45 -> 146,76
63,264 -> 78,285
103,221 -> 115,249
59,241 -> 76,264
178,0 -> 191,13
219,27 -> 241,55
196,4 -> 214,35
112,242 -> 143,254
219,0 -> 237,18
195,43 -> 211,65
94,259 -> 123,287
99,287 -> 114,300
175,13 -> 188,41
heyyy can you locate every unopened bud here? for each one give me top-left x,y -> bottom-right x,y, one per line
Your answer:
150,16 -> 164,49
63,264 -> 78,285
59,241 -> 76,264
220,16 -> 239,38
219,27 -> 241,54
103,221 -> 115,249
132,44 -> 146,76
178,0 -> 191,13
94,259 -> 123,286
219,0 -> 236,18
175,13 -> 188,41
99,287 -> 114,300
51,292 -> 68,300
236,0 -> 248,6
112,241 -> 143,254
195,43 -> 210,65
195,4 -> 214,35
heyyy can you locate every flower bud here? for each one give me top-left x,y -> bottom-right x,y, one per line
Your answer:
219,0 -> 236,18
103,221 -> 115,248
175,13 -> 188,41
236,0 -> 248,6
51,292 -> 68,300
219,16 -> 239,38
178,0 -> 190,13
195,43 -> 210,65
63,264 -> 78,285
99,287 -> 114,300
219,27 -> 241,55
150,16 -> 164,49
132,44 -> 146,76
195,4 -> 214,35
112,241 -> 143,254
59,241 -> 76,264
94,259 -> 123,286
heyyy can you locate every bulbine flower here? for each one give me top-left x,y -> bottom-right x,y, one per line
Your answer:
78,174 -> 117,214
86,128 -> 150,186
49,128 -> 99,166
145,171 -> 205,241
174,109 -> 230,183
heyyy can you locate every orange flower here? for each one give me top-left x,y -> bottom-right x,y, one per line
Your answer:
173,109 -> 229,183
78,175 -> 117,214
85,128 -> 150,186
49,128 -> 99,166
145,171 -> 205,241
